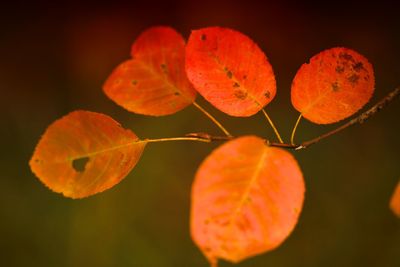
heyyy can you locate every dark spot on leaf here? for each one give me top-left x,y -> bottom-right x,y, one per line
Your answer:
335,65 -> 345,74
114,79 -> 122,85
131,80 -> 138,85
160,63 -> 168,73
234,90 -> 247,100
72,157 -> 89,172
339,52 -> 354,62
174,92 -> 180,96
223,67 -> 233,79
264,91 -> 271,98
243,74 -> 247,79
331,81 -> 340,92
233,82 -> 240,88
348,74 -> 360,85
201,34 -> 206,41
353,62 -> 364,72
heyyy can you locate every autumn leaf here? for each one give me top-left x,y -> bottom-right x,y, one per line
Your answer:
103,26 -> 196,116
291,47 -> 375,124
29,111 -> 146,199
390,180 -> 400,218
191,136 -> 305,265
185,27 -> 276,117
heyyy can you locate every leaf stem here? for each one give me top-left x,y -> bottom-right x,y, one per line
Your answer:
192,101 -> 232,137
290,114 -> 302,145
261,109 -> 284,143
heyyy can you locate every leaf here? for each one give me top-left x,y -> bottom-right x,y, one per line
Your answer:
185,27 -> 276,117
191,136 -> 305,265
103,26 -> 196,116
390,180 -> 400,218
29,111 -> 146,199
291,47 -> 375,124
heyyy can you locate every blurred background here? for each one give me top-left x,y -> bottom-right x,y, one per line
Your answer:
1,0 -> 399,266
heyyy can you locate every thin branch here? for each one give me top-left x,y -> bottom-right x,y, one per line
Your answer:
137,87 -> 399,150
296,86 -> 400,150
183,86 -> 400,150
185,132 -> 234,141
184,132 -> 291,147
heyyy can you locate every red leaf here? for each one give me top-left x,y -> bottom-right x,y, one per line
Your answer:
291,47 -> 375,124
191,136 -> 305,265
103,26 -> 196,116
185,27 -> 276,117
390,180 -> 400,218
29,111 -> 145,199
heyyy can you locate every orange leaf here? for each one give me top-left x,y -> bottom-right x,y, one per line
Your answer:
291,47 -> 375,124
103,26 -> 196,116
390,180 -> 400,218
191,136 -> 305,265
29,111 -> 146,199
185,27 -> 276,117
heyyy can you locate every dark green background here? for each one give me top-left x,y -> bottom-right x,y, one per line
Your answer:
1,1 -> 399,266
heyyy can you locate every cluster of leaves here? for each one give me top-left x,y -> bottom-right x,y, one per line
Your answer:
29,26 -> 398,266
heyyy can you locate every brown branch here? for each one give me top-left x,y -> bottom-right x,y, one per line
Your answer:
185,86 -> 400,150
296,86 -> 400,150
185,132 -> 234,141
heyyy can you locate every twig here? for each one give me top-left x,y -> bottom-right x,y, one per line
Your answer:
185,132 -> 233,141
185,86 -> 400,150
296,86 -> 400,150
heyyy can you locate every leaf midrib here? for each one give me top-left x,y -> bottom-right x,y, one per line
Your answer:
135,56 -> 193,103
229,146 -> 269,225
207,51 -> 262,107
63,139 -> 145,162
